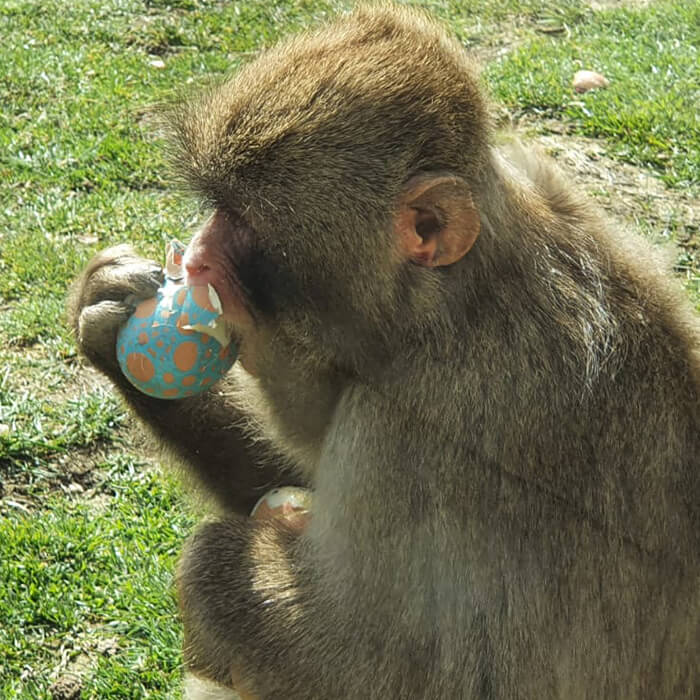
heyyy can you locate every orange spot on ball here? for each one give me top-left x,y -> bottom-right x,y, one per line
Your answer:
191,285 -> 216,312
147,348 -> 156,357
174,341 -> 198,372
163,373 -> 175,384
200,333 -> 210,344
205,349 -> 212,358
156,339 -> 164,348
163,388 -> 180,398
126,353 -> 155,383
219,345 -> 230,359
182,375 -> 197,387
133,297 -> 157,319
202,377 -> 212,385
138,332 -> 149,345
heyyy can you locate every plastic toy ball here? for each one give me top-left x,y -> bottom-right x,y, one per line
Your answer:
116,240 -> 237,399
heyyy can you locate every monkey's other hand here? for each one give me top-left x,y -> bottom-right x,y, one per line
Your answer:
177,518 -> 250,687
69,245 -> 163,375
177,517 -> 300,691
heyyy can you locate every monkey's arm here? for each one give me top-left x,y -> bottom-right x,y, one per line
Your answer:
176,383 -> 478,698
122,381 -> 296,514
178,517 -> 420,699
69,246 -> 298,514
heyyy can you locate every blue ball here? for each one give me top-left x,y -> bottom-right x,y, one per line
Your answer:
117,281 -> 237,399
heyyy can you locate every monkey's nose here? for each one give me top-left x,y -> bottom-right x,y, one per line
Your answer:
183,253 -> 214,287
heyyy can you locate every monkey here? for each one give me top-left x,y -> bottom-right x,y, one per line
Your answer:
68,4 -> 699,699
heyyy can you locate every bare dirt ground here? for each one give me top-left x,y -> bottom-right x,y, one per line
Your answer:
537,129 -> 697,237
501,107 -> 698,292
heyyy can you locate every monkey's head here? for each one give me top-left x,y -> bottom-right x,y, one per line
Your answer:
167,5 -> 490,376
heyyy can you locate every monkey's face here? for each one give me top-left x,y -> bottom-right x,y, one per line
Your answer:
169,7 -> 488,375
180,199 -> 392,376
182,208 -> 294,375
182,180 -> 480,380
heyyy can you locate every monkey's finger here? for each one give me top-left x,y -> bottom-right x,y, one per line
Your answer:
85,261 -> 163,305
77,300 -> 134,369
80,245 -> 163,307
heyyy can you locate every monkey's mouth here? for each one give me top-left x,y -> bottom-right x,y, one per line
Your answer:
184,256 -> 253,331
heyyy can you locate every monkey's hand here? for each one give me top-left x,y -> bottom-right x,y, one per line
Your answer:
178,517 -> 309,696
69,245 -> 163,379
177,516 -> 382,699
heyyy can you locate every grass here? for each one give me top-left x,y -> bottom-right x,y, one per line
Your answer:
0,384 -> 123,471
487,1 -> 699,187
0,0 -> 697,696
0,457 -> 192,698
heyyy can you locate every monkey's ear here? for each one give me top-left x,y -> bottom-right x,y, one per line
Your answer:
395,174 -> 480,267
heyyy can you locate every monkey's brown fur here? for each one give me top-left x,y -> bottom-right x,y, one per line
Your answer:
69,4 -> 699,699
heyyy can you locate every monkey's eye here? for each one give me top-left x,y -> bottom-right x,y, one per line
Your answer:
414,208 -> 442,240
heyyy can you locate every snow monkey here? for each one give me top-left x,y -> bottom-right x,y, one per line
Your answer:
70,4 -> 699,699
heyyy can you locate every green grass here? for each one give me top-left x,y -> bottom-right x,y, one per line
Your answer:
487,1 -> 700,187
1,0 -> 697,696
0,457 -> 193,698
0,384 -> 123,471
